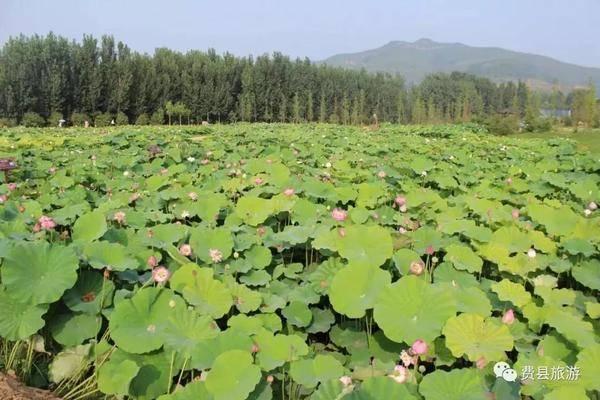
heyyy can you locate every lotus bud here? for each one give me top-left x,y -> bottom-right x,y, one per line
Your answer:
411,339 -> 428,355
502,309 -> 515,325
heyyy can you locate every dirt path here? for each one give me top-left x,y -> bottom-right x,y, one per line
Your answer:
0,373 -> 60,400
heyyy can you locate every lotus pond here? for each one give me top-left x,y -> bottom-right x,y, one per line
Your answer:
0,124 -> 599,400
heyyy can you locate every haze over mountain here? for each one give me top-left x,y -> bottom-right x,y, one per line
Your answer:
323,39 -> 600,90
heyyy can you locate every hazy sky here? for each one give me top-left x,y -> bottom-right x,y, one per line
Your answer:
1,0 -> 598,67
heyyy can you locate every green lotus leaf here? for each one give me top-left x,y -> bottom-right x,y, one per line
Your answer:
49,344 -> 92,383
527,203 -> 579,237
576,343 -> 600,391
240,270 -> 271,286
374,275 -> 457,344
245,245 -> 272,269
444,244 -> 483,274
49,312 -> 101,347
83,241 -> 139,271
205,350 -> 261,400
392,248 -> 422,275
310,379 -> 346,400
351,376 -> 419,399
443,313 -> 514,362
1,241 -> 78,304
330,263 -> 391,318
157,381 -> 211,400
585,301 -> 600,318
189,328 -> 254,370
230,283 -> 262,313
189,226 -> 233,264
63,270 -> 115,314
337,225 -> 393,266
491,279 -> 532,308
0,286 -> 48,340
409,226 -> 446,254
283,301 -> 313,327
306,308 -> 335,334
97,358 -> 140,396
545,386 -> 588,400
418,368 -> 487,400
227,314 -> 264,335
162,307 -> 219,361
235,196 -> 274,226
72,210 -> 107,242
451,286 -> 492,317
289,354 -> 344,388
151,223 -> 189,244
170,263 -> 233,318
571,259 -> 600,290
309,257 -> 344,294
109,287 -> 186,353
560,238 -> 595,256
254,331 -> 309,371
545,307 -> 596,348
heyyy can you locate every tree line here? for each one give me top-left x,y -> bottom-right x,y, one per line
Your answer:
0,33 -> 596,127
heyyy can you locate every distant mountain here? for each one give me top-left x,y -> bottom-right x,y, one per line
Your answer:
322,39 -> 600,90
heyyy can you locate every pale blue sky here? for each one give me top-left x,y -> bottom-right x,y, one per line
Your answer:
0,0 -> 598,67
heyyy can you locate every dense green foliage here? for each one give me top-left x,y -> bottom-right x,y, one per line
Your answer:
0,124 -> 598,399
0,33 -> 557,127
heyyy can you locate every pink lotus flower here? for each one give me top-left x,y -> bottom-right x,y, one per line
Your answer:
266,375 -> 274,384
425,245 -> 435,255
398,227 -> 407,234
339,376 -> 352,386
32,223 -> 41,233
251,343 -> 260,353
254,177 -> 264,185
399,350 -> 416,367
377,170 -> 386,179
209,248 -> 223,263
331,208 -> 347,222
152,266 -> 170,283
502,309 -> 515,325
389,365 -> 408,384
147,255 -> 159,268
38,216 -> 56,230
511,209 -> 520,219
7,183 -> 17,191
179,244 -> 192,257
588,201 -> 598,211
283,188 -> 295,196
409,260 -> 425,276
113,211 -> 126,224
0,194 -> 7,203
411,339 -> 428,355
394,195 -> 406,206
476,356 -> 487,369
257,226 -> 266,236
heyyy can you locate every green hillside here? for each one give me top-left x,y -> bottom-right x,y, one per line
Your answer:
323,39 -> 600,90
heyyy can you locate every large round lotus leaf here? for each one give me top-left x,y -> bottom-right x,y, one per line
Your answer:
409,226 -> 445,254
205,350 -> 261,400
306,308 -> 335,334
0,286 -> 48,340
374,275 -> 456,344
545,307 -> 596,348
151,223 -> 188,244
235,196 -> 274,226
72,210 -> 107,242
442,313 -> 514,362
109,287 -> 186,354
571,260 -> 600,290
490,279 -> 532,308
227,314 -> 264,335
245,245 -> 272,269
189,328 -> 253,370
49,344 -> 92,383
309,258 -> 343,295
330,263 -> 391,318
282,301 -> 312,327
452,286 -> 492,317
392,248 -> 423,275
162,308 -> 219,360
63,270 -> 115,314
337,225 -> 393,266
576,343 -> 600,391
349,376 -> 419,400
560,238 -> 595,256
289,354 -> 344,388
545,386 -> 588,400
444,244 -> 483,274
170,263 -> 233,318
83,241 -> 138,271
49,312 -> 101,347
189,227 -> 233,264
311,379 -> 346,400
230,283 -> 262,313
527,203 -> 579,237
1,241 -> 78,304
97,358 -> 140,395
419,368 -> 487,400
254,331 -> 309,371
157,381 -> 211,400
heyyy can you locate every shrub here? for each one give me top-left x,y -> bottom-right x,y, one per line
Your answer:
70,112 -> 90,126
484,114 -> 519,135
48,112 -> 65,127
21,112 -> 46,127
135,113 -> 150,125
94,113 -> 113,127
115,112 -> 129,125
0,117 -> 17,128
150,109 -> 165,125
